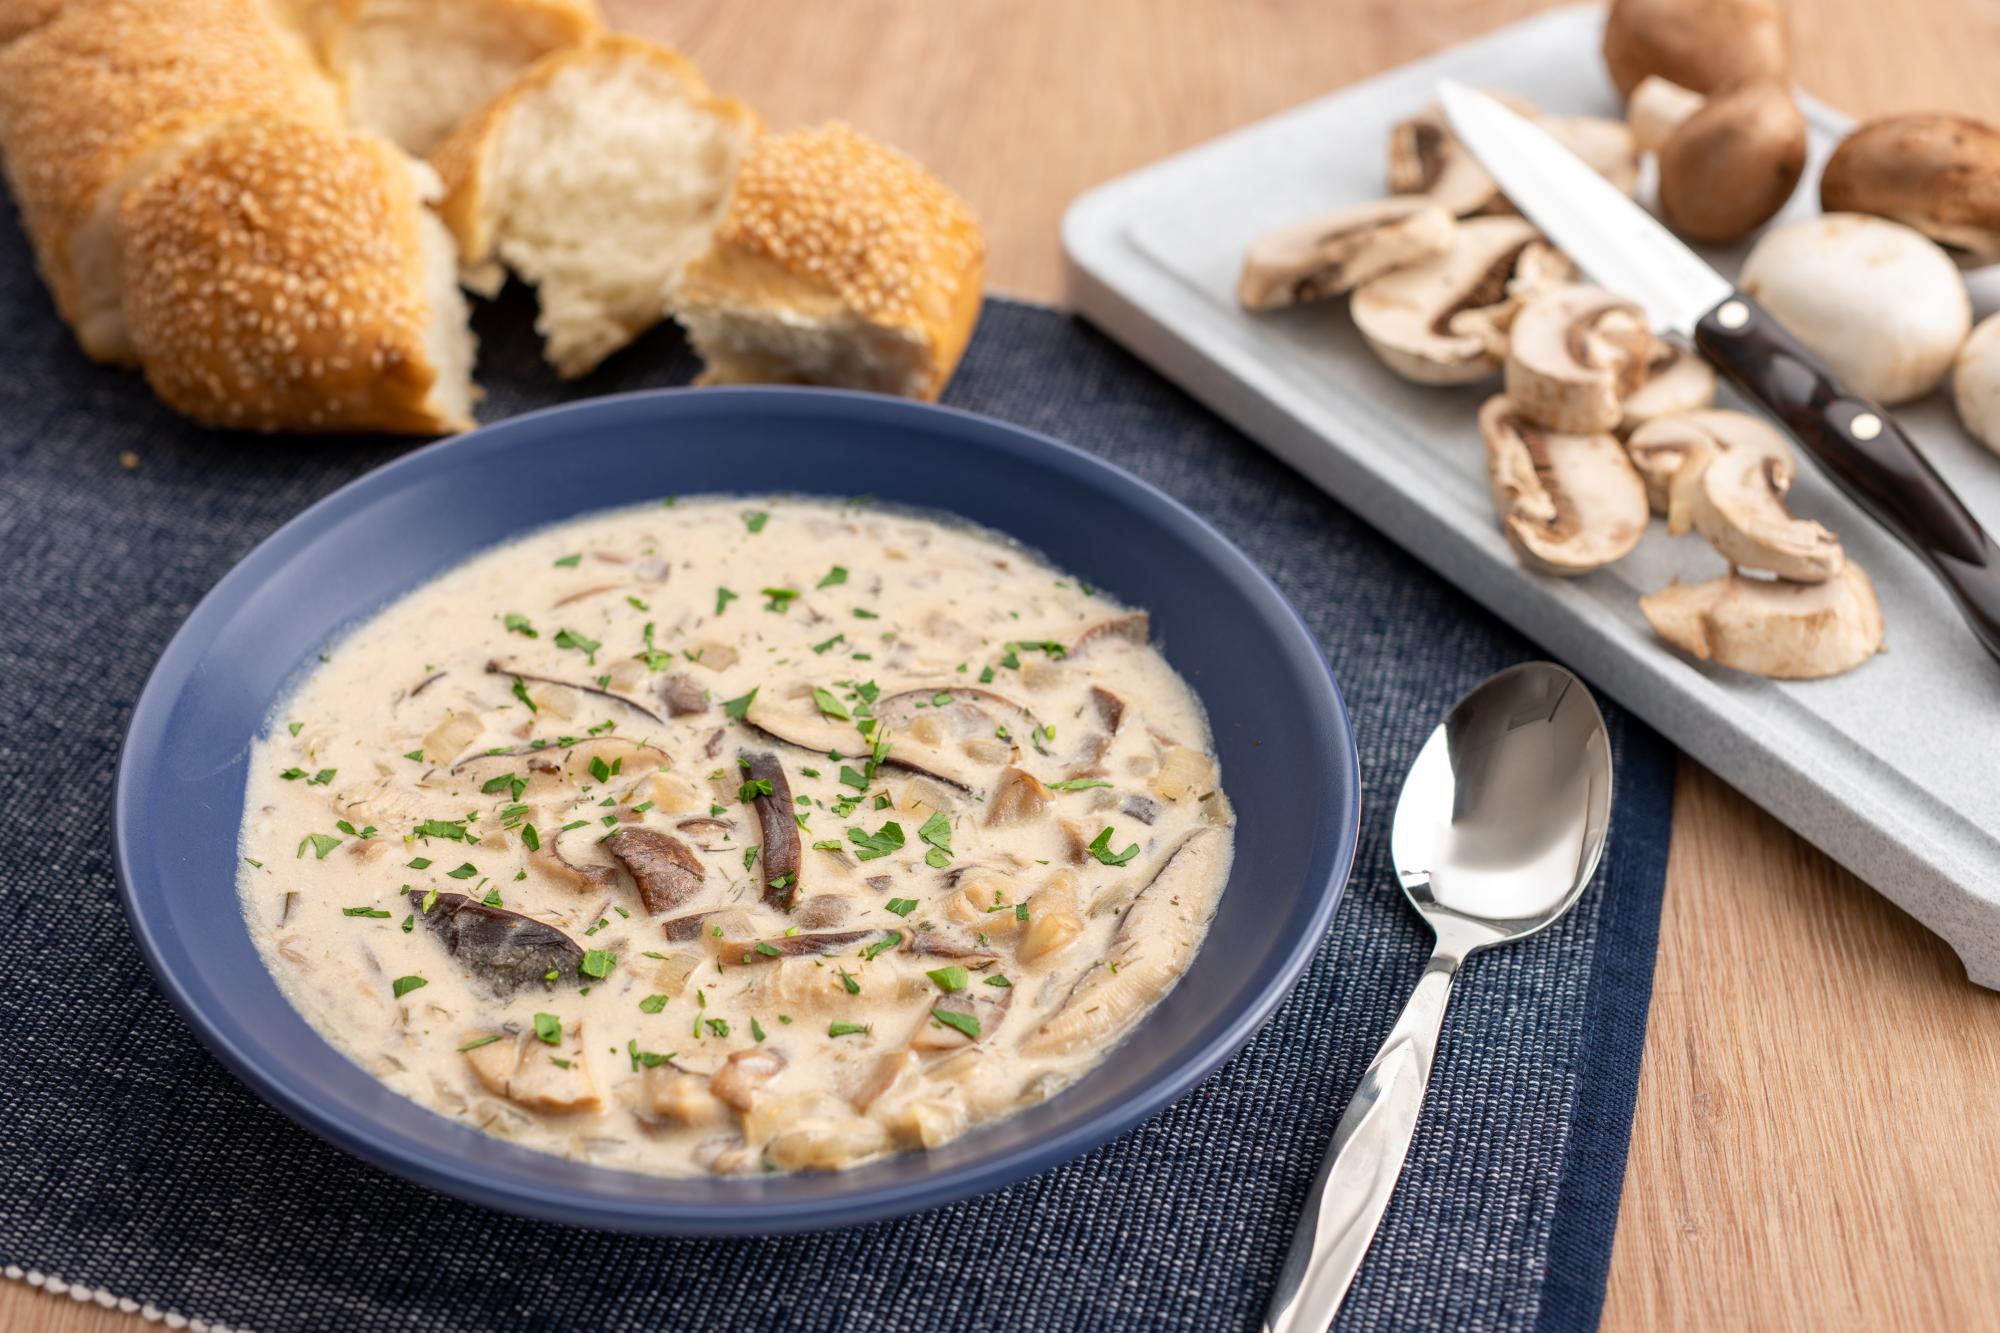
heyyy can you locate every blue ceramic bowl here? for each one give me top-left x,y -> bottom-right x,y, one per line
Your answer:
114,388 -> 1360,1234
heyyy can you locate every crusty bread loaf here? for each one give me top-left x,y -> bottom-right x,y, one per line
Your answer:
0,0 -> 341,364
670,122 -> 985,401
0,0 -> 66,46
431,33 -> 758,379
120,117 -> 476,434
299,0 -> 603,155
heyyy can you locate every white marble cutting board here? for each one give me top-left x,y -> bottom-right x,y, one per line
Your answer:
1063,4 -> 2000,984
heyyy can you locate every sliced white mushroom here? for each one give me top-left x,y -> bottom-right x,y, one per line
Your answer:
1952,311 -> 2000,453
1686,442 -> 1844,582
1739,215 -> 1972,405
462,1027 -> 600,1114
1624,409 -> 1793,530
1504,284 -> 1655,434
1617,342 -> 1716,435
1238,199 -> 1457,310
1388,97 -> 1637,216
1479,395 -> 1649,575
1023,829 -> 1224,1057
1543,115 -> 1642,196
1352,217 -> 1573,384
1640,563 -> 1885,678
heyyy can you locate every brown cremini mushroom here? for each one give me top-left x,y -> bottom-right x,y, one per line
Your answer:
1504,284 -> 1655,434
1628,76 -> 1806,244
741,751 -> 801,909
603,828 -> 704,915
1479,395 -> 1649,575
1602,0 -> 1788,99
1352,217 -> 1573,384
1640,563 -> 1884,678
1820,114 -> 2000,268
1238,198 -> 1456,310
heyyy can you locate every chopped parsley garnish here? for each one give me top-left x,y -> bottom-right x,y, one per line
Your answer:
580,950 -> 616,979
1047,778 -> 1113,791
341,906 -> 390,918
862,932 -> 903,961
715,587 -> 738,614
511,678 -> 538,713
445,862 -> 479,879
287,721 -> 303,736
403,750 -> 425,762
532,1013 -> 562,1045
738,778 -> 773,802
390,975 -> 427,1000
838,765 -> 868,791
926,965 -> 969,993
848,821 -> 905,861
334,820 -> 376,839
420,887 -> 439,913
298,832 -> 342,860
457,1035 -> 503,1052
520,823 -> 541,851
885,897 -> 918,916
852,607 -> 879,620
406,856 -> 433,869
626,595 -> 649,612
721,687 -> 758,720
279,767 -> 306,781
978,665 -> 995,684
401,914 -> 413,933
1088,826 -> 1140,866
818,566 -> 848,589
762,586 -> 799,613
931,1008 -> 981,1039
638,994 -> 668,1013
553,553 -> 582,567
503,612 -> 538,638
837,967 -> 861,994
481,772 -> 527,801
828,1021 -> 871,1038
754,942 -> 782,957
743,510 -> 770,533
811,838 -> 843,852
812,633 -> 846,655
413,818 -> 469,842
483,888 -> 504,907
918,810 -> 952,869
704,1018 -> 731,1038
751,1017 -> 767,1042
588,754 -> 615,783
627,1039 -> 672,1070
984,974 -> 1013,988
812,687 -> 851,720
554,628 -> 600,662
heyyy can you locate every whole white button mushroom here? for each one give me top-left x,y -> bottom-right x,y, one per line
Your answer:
1953,313 -> 2000,454
1739,214 -> 1971,404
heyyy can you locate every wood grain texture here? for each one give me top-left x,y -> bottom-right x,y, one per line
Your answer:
12,1 -> 2000,1328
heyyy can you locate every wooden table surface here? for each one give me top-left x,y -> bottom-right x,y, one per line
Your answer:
13,1 -> 2000,1328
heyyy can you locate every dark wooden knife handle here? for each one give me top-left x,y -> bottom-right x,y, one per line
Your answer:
1694,292 -> 2000,662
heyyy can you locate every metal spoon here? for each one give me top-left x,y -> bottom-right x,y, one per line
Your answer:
1262,661 -> 1614,1333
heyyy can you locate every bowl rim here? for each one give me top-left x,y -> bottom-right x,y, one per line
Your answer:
113,386 -> 1360,1234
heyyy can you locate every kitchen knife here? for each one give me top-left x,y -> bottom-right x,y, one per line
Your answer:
1437,79 -> 2000,664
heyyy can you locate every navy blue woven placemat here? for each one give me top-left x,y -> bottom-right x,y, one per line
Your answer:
0,199 -> 1670,1332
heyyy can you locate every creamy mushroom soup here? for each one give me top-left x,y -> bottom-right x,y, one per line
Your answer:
238,497 -> 1235,1177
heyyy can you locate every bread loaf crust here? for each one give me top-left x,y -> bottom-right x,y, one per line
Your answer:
674,122 -> 986,401
0,0 -> 341,363
120,117 -> 473,434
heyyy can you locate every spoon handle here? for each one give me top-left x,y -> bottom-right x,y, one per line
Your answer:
1262,945 -> 1463,1333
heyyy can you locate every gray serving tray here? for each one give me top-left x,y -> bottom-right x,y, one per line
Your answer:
1064,4 -> 2000,985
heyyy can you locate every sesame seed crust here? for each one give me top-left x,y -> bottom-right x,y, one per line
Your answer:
676,122 -> 986,399
120,116 -> 467,434
0,0 -> 340,342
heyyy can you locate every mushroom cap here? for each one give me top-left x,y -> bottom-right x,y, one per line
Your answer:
1640,563 -> 1884,679
1480,394 -> 1649,574
1352,217 -> 1574,384
1687,442 -> 1844,582
1655,80 -> 1807,244
1237,198 -> 1456,310
1503,284 -> 1654,434
1820,114 -> 2000,267
1740,214 -> 1972,405
1602,0 -> 1789,99
1952,311 -> 2000,454
1625,409 -> 1792,526
1618,343 -> 1717,435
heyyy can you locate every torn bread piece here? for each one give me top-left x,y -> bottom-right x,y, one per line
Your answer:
299,0 -> 604,156
120,116 -> 476,434
671,121 -> 986,402
432,33 -> 757,378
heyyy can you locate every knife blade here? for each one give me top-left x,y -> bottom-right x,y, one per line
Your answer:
1437,79 -> 2000,665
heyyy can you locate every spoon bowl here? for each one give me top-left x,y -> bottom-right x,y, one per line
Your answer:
1265,662 -> 1613,1333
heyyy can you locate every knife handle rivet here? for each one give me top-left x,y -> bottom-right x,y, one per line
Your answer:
1716,300 -> 1749,330
1851,412 -> 1883,441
